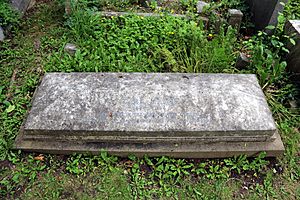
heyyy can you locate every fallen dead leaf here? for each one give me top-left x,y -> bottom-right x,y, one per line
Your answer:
34,154 -> 44,161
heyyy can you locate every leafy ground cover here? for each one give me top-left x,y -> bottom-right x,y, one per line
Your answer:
48,7 -> 238,73
0,0 -> 20,27
0,0 -> 299,199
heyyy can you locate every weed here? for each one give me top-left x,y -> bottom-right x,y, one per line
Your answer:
252,171 -> 278,199
66,152 -> 118,175
1,152 -> 47,196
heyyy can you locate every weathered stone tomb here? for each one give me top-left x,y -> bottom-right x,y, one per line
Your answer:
14,73 -> 284,158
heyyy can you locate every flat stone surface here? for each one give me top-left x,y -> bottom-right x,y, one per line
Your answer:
23,73 -> 276,142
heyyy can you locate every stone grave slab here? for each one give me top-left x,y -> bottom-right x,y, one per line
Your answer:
14,73 -> 284,157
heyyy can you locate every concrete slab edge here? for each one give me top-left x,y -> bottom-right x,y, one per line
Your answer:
14,132 -> 285,158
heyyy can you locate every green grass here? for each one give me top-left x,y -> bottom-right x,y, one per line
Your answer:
0,0 -> 300,199
19,166 -> 132,199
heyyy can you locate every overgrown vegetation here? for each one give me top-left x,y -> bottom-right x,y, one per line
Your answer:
0,0 -> 19,27
47,5 -> 238,73
0,0 -> 299,199
284,0 -> 300,20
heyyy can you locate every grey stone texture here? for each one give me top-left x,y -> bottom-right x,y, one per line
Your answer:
246,0 -> 288,31
285,20 -> 300,73
0,26 -> 5,41
228,9 -> 243,32
10,0 -> 32,14
15,73 -> 284,157
23,73 -> 276,140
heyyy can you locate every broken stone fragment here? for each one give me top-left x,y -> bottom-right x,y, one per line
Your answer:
64,43 -> 77,55
235,52 -> 250,69
0,26 -> 5,41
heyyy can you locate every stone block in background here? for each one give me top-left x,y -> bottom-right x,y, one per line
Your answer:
228,9 -> 243,32
235,52 -> 250,69
246,0 -> 288,31
285,20 -> 300,73
14,73 -> 284,157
